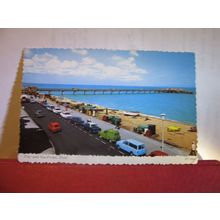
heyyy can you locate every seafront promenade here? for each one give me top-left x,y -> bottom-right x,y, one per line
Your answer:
44,98 -> 190,156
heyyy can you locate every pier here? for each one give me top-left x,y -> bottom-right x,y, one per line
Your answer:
25,87 -> 194,95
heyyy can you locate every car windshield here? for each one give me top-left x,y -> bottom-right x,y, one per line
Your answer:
64,112 -> 70,115
73,117 -> 81,121
138,144 -> 144,149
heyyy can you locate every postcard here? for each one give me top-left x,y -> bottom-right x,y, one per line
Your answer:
18,48 -> 198,164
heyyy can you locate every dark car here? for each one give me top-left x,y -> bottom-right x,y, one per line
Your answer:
69,117 -> 84,126
84,122 -> 101,134
35,110 -> 45,118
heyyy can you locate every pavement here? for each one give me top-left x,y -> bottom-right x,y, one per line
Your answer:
19,108 -> 53,154
45,99 -> 189,156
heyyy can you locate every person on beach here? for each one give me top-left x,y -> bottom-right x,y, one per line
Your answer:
189,141 -> 197,156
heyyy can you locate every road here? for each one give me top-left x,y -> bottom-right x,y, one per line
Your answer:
45,100 -> 190,156
23,103 -> 124,156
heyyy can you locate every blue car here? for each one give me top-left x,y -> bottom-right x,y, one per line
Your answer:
116,139 -> 146,156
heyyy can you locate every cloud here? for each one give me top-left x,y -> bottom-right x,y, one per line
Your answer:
24,48 -> 33,58
111,55 -> 146,75
24,53 -> 78,75
129,50 -> 139,57
71,49 -> 88,56
24,52 -> 147,83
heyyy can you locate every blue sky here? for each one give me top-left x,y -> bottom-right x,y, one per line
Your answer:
23,48 -> 195,87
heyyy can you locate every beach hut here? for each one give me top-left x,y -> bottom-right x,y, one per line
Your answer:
108,115 -> 121,125
102,115 -> 109,121
134,124 -> 156,135
134,125 -> 149,134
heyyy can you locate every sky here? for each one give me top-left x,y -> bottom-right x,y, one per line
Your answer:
23,48 -> 195,87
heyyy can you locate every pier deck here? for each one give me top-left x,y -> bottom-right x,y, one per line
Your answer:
25,87 -> 194,95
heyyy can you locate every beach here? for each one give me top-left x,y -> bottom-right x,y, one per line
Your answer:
46,95 -> 197,150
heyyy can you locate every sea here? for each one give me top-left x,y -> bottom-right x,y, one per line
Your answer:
23,83 -> 197,125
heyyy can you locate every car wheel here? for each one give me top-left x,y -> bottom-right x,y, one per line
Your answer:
130,152 -> 134,156
109,139 -> 112,143
116,144 -> 119,148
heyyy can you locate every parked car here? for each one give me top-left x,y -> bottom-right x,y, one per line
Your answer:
116,139 -> 146,156
69,117 -> 84,126
99,129 -> 120,142
148,150 -> 168,157
48,122 -> 62,133
53,107 -> 62,114
30,96 -> 36,103
84,122 -> 101,133
34,109 -> 45,118
42,102 -> 48,108
46,105 -> 55,111
60,111 -> 72,119
20,95 -> 30,103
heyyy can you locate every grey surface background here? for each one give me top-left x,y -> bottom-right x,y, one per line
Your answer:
0,28 -> 220,160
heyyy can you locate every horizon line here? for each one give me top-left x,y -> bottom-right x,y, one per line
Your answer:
22,82 -> 195,88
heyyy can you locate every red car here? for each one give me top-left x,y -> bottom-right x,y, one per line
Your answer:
148,150 -> 168,157
48,122 -> 62,133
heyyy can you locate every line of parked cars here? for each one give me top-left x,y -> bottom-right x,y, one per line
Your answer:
35,101 -> 149,156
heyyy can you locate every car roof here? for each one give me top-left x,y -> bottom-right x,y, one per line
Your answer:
138,125 -> 149,128
49,122 -> 60,125
72,116 -> 81,119
149,150 -> 168,156
89,122 -> 96,125
106,129 -> 119,134
127,139 -> 144,145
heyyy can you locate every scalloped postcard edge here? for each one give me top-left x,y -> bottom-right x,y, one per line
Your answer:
18,153 -> 198,165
